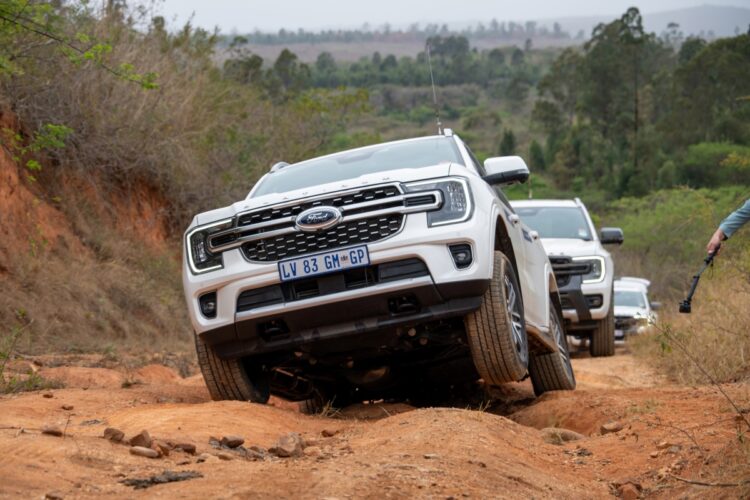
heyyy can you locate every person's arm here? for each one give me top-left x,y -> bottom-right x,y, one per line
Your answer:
707,199 -> 750,254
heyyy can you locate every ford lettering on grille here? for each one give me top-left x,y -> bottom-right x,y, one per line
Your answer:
295,206 -> 342,232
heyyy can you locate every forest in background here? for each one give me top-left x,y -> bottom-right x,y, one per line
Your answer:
0,1 -> 748,378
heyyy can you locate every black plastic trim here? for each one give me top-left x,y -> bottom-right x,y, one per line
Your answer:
200,279 -> 490,359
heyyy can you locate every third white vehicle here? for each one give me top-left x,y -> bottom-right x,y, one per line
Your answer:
510,198 -> 623,357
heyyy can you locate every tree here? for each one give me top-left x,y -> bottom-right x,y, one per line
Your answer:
499,129 -> 516,156
529,140 -> 546,171
511,47 -> 525,66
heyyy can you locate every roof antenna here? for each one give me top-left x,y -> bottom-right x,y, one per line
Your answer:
426,42 -> 443,135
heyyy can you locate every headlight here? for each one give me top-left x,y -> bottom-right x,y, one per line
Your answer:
572,256 -> 605,284
404,178 -> 472,226
186,218 -> 234,274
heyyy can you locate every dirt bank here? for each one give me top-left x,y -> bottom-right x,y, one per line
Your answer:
1,352 -> 748,499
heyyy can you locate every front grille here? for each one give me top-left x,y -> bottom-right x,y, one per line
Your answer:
201,183 -> 442,263
550,256 -> 592,287
242,214 -> 403,262
615,316 -> 639,329
238,185 -> 401,229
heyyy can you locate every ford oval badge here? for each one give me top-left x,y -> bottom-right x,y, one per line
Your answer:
295,206 -> 342,232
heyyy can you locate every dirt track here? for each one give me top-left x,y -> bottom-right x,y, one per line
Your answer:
1,350 -> 748,499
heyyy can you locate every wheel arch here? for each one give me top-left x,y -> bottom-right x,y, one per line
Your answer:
493,215 -> 521,284
548,270 -> 564,329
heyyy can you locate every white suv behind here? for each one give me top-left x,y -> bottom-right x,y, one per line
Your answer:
183,132 -> 576,405
511,199 -> 623,357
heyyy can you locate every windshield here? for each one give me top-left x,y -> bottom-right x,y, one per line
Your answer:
615,290 -> 647,308
252,137 -> 463,197
514,206 -> 593,240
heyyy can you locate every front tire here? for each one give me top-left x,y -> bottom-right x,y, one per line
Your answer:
464,251 -> 529,386
590,301 -> 615,357
529,302 -> 576,395
195,334 -> 270,402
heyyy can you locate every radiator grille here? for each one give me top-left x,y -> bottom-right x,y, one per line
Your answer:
242,214 -> 403,262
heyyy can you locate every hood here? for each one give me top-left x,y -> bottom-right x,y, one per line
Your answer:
540,238 -> 601,258
614,305 -> 649,318
194,163 -> 454,227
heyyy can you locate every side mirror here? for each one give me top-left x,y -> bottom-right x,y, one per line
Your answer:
600,227 -> 624,245
650,301 -> 662,311
482,156 -> 530,186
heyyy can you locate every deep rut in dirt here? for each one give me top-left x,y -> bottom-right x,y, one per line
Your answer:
0,350 -> 748,499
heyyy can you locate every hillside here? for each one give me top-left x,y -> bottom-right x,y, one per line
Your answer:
552,4 -> 750,39
237,5 -> 750,62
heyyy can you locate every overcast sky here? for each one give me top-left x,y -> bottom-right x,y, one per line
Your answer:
157,0 -> 749,32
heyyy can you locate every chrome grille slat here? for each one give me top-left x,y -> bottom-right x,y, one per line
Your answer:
204,183 -> 443,261
243,215 -> 405,262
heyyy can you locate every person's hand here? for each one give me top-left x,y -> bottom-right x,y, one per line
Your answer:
706,228 -> 725,255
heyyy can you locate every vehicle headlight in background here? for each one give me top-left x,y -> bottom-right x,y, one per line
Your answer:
404,178 -> 472,226
572,256 -> 606,284
186,218 -> 234,274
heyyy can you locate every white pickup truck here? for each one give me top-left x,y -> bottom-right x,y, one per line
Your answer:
182,131 -> 576,405
511,198 -> 623,357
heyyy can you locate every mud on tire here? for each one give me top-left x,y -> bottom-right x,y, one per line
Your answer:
195,334 -> 270,402
464,251 -> 529,385
529,302 -> 576,396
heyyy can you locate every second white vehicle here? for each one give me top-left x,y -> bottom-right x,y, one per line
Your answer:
511,198 -> 623,357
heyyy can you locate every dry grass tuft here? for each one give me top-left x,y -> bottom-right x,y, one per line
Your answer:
630,261 -> 750,385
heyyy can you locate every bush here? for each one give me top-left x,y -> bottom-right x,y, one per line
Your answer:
602,187 -> 750,297
630,261 -> 750,384
679,142 -> 750,188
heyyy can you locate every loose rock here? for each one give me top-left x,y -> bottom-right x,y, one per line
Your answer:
303,446 -> 322,458
42,393 -> 54,399
153,440 -> 171,457
130,446 -> 159,459
196,453 -> 219,464
649,451 -> 659,458
423,453 -> 440,459
128,430 -> 152,448
217,452 -> 234,461
172,442 -> 197,455
246,446 -> 268,461
269,432 -> 305,458
41,425 -> 63,437
120,470 -> 202,490
541,427 -> 585,445
61,404 -> 74,411
618,483 -> 641,500
103,427 -> 125,442
600,421 -> 624,434
45,492 -> 64,500
321,429 -> 339,437
656,440 -> 674,450
220,435 -> 244,448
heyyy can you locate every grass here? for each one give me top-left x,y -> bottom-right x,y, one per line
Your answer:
1,372 -> 64,394
630,260 -> 750,386
0,323 -> 64,394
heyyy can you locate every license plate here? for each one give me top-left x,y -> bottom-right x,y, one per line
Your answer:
278,245 -> 370,282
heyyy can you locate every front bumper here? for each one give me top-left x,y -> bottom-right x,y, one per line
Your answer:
205,279 -> 488,360
615,316 -> 652,339
183,209 -> 496,343
558,276 -> 611,326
